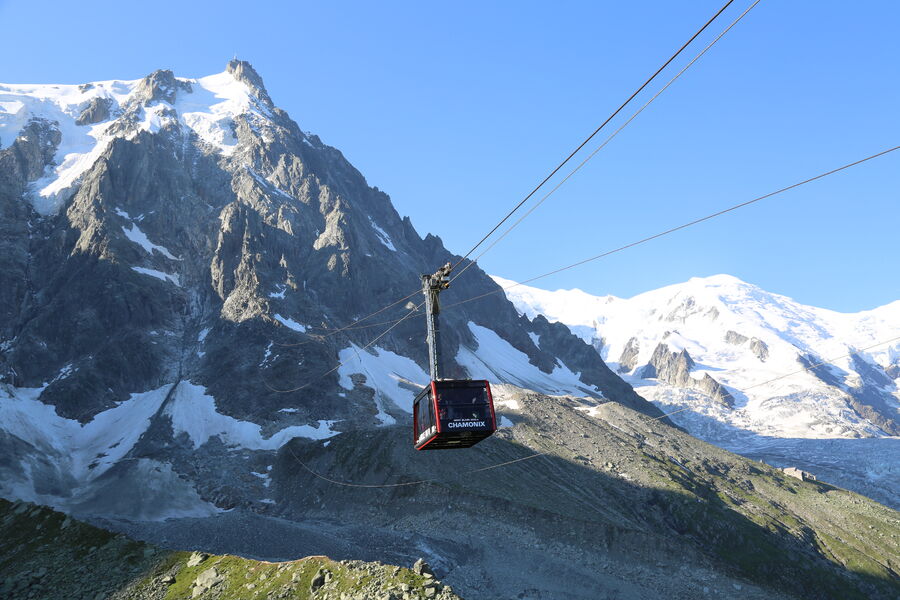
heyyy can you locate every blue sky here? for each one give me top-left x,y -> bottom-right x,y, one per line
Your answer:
2,0 -> 897,312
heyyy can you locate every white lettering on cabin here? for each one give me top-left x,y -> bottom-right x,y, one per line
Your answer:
447,421 -> 486,429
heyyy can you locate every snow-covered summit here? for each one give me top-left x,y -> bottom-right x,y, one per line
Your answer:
0,61 -> 273,215
493,273 -> 900,440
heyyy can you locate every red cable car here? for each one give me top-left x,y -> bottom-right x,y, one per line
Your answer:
413,379 -> 497,450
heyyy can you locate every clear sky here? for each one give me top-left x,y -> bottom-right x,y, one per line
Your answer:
2,0 -> 897,312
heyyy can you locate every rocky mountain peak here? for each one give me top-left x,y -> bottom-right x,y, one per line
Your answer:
688,273 -> 744,286
132,68 -> 192,106
226,59 -> 274,107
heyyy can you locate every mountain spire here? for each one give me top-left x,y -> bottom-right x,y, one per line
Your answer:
226,59 -> 273,107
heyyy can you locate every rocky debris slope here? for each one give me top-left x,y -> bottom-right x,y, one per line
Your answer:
0,498 -> 163,599
31,386 -> 899,599
140,384 -> 893,600
0,498 -> 461,600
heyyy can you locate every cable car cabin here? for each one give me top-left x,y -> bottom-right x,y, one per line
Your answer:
413,379 -> 497,450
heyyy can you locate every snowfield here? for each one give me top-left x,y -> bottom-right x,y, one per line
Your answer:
0,381 -> 339,519
334,322 -> 606,426
493,273 -> 900,440
337,344 -> 431,424
456,322 -> 603,398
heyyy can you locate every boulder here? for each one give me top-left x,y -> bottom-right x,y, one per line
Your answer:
413,558 -> 434,577
310,567 -> 327,592
192,567 -> 223,597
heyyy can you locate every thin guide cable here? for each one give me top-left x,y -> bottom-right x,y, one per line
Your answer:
445,146 -> 900,310
450,0 -> 762,285
451,0 -> 737,270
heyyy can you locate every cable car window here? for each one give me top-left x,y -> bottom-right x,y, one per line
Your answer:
415,389 -> 435,442
436,386 -> 491,423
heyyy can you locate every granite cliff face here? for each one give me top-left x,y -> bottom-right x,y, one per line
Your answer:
638,342 -> 735,407
0,61 -> 660,517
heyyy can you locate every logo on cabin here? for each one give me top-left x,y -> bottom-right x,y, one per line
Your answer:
446,420 -> 487,429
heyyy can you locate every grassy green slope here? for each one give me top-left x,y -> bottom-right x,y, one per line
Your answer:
0,498 -> 460,600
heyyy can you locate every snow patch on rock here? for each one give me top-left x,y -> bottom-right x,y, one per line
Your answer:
132,266 -> 180,286
456,322 -> 602,398
368,216 -> 396,251
0,383 -> 171,483
122,222 -> 179,260
273,315 -> 307,333
337,344 -> 430,424
164,382 -> 338,450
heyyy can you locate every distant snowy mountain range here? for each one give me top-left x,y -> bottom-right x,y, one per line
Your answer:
493,274 -> 900,506
493,273 -> 900,439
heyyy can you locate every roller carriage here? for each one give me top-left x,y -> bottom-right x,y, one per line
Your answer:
412,263 -> 497,450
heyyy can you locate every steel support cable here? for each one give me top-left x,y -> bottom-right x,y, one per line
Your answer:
267,1 -> 740,348
449,0 -> 761,287
262,146 -> 899,392
442,146 -> 900,312
646,335 -> 900,423
262,299 -> 426,393
449,0 -> 737,274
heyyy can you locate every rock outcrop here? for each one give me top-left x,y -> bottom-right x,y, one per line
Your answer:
724,330 -> 768,362
748,337 -> 769,361
639,343 -> 733,407
617,336 -> 640,373
75,96 -> 113,125
724,330 -> 748,345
